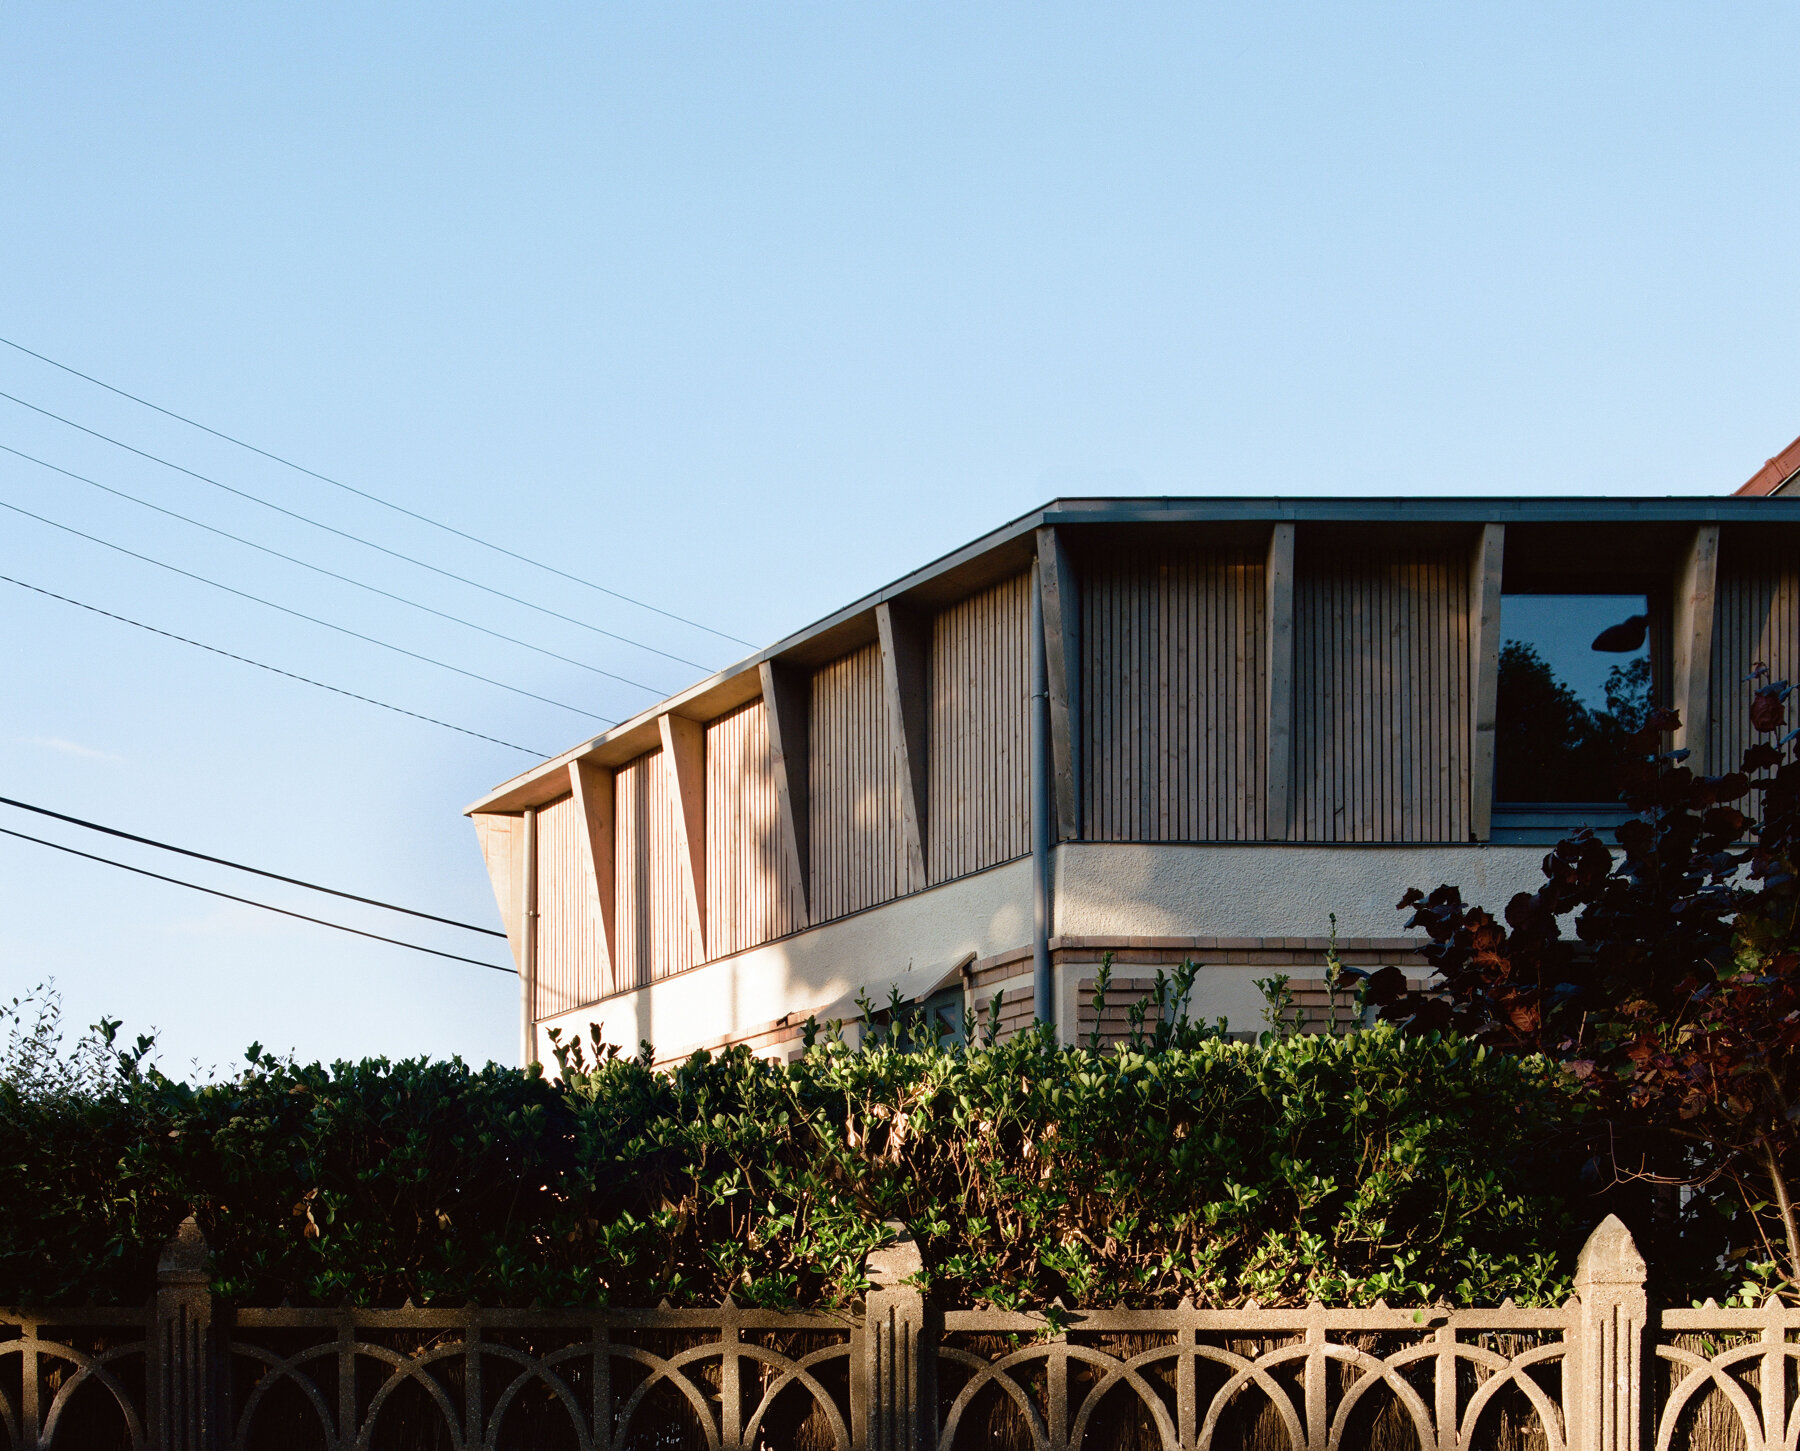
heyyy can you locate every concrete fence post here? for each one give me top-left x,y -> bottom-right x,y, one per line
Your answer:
1567,1214 -> 1648,1451
856,1223 -> 932,1451
149,1215 -> 217,1451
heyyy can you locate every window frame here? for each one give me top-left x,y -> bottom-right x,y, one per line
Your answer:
1489,580 -> 1670,842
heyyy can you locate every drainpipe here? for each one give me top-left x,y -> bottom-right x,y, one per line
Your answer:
521,806 -> 539,1068
1031,560 -> 1053,1031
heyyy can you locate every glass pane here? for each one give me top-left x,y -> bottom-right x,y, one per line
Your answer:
1495,593 -> 1654,804
919,988 -> 967,1048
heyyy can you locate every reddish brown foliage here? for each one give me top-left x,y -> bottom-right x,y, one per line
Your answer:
1370,675 -> 1800,1292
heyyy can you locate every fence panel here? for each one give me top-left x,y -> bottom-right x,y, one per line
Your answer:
938,1303 -> 1572,1451
0,1306 -> 153,1451
220,1302 -> 854,1451
3,1214 -> 1780,1451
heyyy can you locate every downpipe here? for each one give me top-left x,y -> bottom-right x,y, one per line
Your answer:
1031,560 -> 1053,1033
521,805 -> 538,1068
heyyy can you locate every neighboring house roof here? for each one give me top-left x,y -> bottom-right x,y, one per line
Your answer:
1738,434 -> 1800,496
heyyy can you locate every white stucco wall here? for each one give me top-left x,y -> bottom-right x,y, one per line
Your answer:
537,857 -> 1035,1061
535,842 -> 1553,1062
1049,842 -> 1549,1039
1054,842 -> 1548,940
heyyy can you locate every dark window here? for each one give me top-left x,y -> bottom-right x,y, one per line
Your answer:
864,986 -> 968,1051
916,987 -> 968,1048
1495,593 -> 1656,805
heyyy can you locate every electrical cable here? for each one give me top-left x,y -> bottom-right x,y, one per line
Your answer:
0,574 -> 553,755
0,388 -> 721,672
0,494 -> 609,722
1,443 -> 673,697
0,332 -> 755,647
0,824 -> 517,974
0,794 -> 508,937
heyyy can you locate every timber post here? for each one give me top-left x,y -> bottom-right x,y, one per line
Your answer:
150,1215 -> 217,1451
857,1223 -> 932,1451
1568,1214 -> 1649,1451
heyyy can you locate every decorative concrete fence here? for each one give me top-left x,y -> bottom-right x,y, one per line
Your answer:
0,1214 -> 1790,1450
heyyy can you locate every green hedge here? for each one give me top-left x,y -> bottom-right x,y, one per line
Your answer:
0,996 -> 1586,1310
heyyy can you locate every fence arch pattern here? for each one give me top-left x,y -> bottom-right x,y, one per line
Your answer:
1652,1304 -> 1800,1451
215,1302 -> 855,1451
0,1317 -> 149,1449
936,1304 -> 1571,1451
8,1219 -> 1800,1450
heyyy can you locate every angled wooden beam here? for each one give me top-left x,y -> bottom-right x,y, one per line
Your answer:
658,713 -> 708,959
1672,524 -> 1721,771
1468,523 -> 1506,842
760,660 -> 812,927
1263,523 -> 1296,841
876,600 -> 930,891
567,759 -> 618,976
471,811 -> 527,971
1035,526 -> 1081,841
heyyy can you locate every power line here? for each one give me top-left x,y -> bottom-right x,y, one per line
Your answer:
0,574 -> 552,755
0,824 -> 517,974
0,794 -> 508,938
0,387 -> 723,672
0,493 -> 609,722
0,333 -> 756,648
1,443 -> 673,697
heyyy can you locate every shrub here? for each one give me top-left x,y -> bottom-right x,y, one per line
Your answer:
0,994 -> 1583,1310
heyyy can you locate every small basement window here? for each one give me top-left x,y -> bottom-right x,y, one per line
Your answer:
861,986 -> 969,1051
1495,592 -> 1657,806
917,987 -> 969,1048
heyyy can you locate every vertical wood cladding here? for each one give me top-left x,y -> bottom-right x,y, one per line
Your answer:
705,698 -> 801,957
613,749 -> 701,986
1081,544 -> 1267,841
810,643 -> 907,921
532,793 -> 612,1016
1292,546 -> 1470,842
929,573 -> 1032,881
1710,544 -> 1800,775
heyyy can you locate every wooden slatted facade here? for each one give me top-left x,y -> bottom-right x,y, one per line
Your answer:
613,748 -> 701,987
1081,544 -> 1267,841
810,643 -> 909,921
1710,545 -> 1800,776
705,698 -> 802,957
473,504 -> 1800,1052
929,573 -> 1031,881
531,792 -> 613,1016
1292,546 -> 1470,842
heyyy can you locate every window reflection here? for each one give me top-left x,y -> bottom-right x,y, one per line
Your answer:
1495,593 -> 1655,805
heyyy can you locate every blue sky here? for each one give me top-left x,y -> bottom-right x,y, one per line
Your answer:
2,4 -> 1796,1070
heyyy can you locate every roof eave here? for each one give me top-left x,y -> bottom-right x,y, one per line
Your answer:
465,494 -> 1800,815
